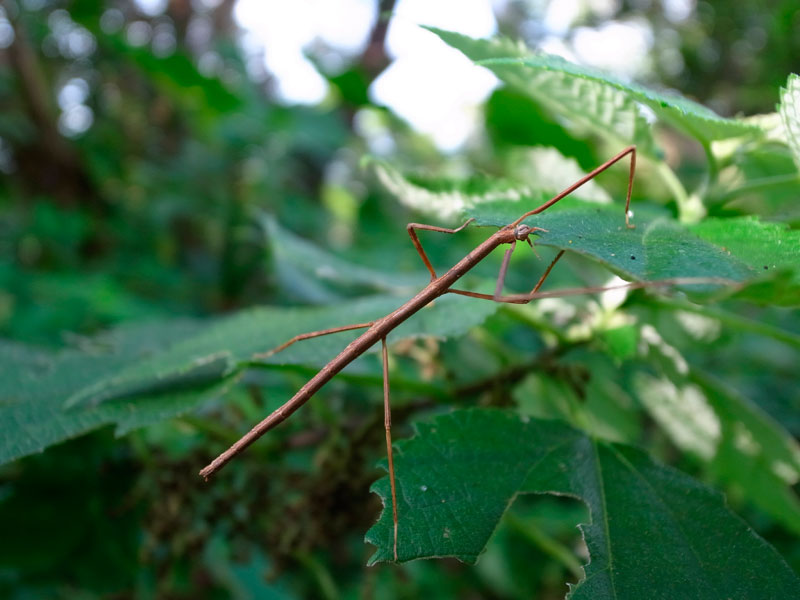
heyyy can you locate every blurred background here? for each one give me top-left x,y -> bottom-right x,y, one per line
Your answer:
1,1 -> 798,598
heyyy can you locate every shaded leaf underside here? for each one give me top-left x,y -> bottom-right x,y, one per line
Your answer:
428,27 -> 759,146
1,294 -> 500,465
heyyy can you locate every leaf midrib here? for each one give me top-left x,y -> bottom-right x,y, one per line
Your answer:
592,437 -> 619,599
608,444 -> 725,598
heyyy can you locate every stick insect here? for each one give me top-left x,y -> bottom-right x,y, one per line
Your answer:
200,145 -> 721,561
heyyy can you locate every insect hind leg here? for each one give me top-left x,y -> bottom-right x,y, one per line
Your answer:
252,322 -> 374,360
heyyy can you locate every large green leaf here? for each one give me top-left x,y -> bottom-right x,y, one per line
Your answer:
65,294 -> 499,408
474,201 -> 758,287
263,216 -> 426,300
474,198 -> 799,302
426,28 -> 657,155
0,321 -> 234,466
429,28 -> 759,147
3,291 -> 500,465
373,159 -> 799,302
366,409 -> 800,598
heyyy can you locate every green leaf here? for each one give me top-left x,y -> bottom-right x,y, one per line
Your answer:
263,216 -> 426,300
0,322 -> 234,466
3,287 -> 503,464
429,28 -> 760,147
689,217 -> 800,305
366,409 -> 800,599
698,372 -> 800,536
373,159 -> 794,299
480,57 -> 755,145
368,156 -> 542,220
426,28 -> 658,155
691,217 -> 799,274
778,73 -> 800,168
65,294 -> 499,408
472,201 -> 757,287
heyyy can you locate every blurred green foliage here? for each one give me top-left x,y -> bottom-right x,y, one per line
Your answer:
1,1 -> 799,599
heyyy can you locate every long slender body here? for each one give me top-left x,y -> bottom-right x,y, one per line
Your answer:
199,227 -> 516,478
191,141 -> 752,569
200,146 -> 642,482
198,145 -> 737,562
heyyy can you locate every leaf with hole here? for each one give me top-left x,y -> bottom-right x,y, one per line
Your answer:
366,409 -> 800,599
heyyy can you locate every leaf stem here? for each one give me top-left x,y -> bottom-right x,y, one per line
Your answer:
711,173 -> 800,205
699,140 -> 720,194
505,512 -> 583,578
650,297 -> 800,348
655,161 -> 700,222
704,141 -> 720,184
179,415 -> 242,444
293,551 -> 340,600
503,304 -> 571,345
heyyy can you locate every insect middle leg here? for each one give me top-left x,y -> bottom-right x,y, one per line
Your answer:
510,145 -> 637,229
252,322 -> 375,359
447,249 -> 566,304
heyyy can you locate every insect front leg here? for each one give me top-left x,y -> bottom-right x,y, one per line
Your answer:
407,218 -> 475,281
511,145 -> 637,229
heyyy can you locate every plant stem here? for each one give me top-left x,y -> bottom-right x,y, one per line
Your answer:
293,551 -> 340,600
655,161 -> 700,222
700,140 -> 720,193
651,297 -> 800,349
179,415 -> 242,444
505,512 -> 583,578
712,173 -> 800,205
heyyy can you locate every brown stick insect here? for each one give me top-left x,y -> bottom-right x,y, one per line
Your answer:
199,146 -> 726,560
